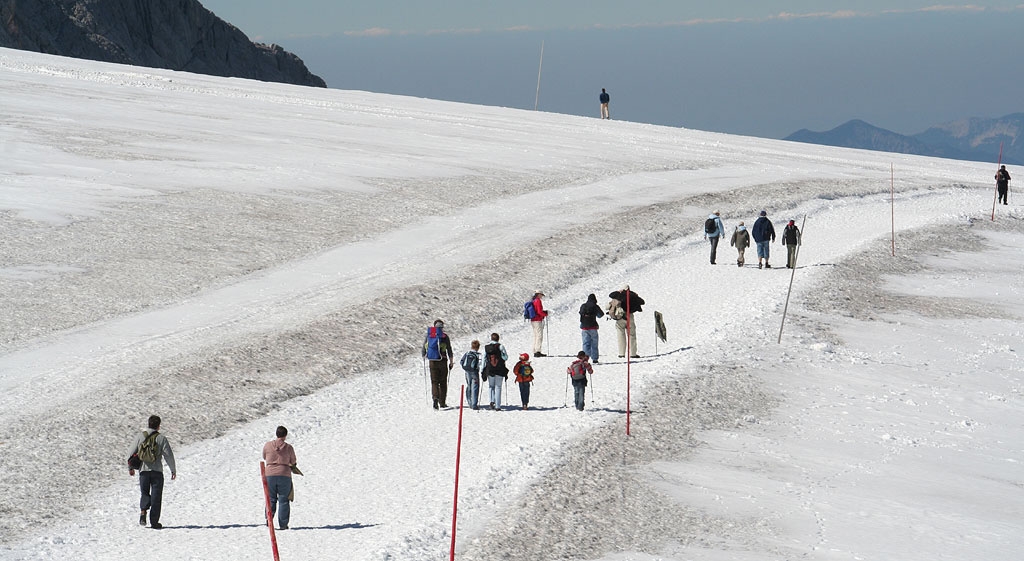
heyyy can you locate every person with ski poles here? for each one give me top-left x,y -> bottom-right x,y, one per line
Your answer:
567,351 -> 594,411
529,291 -> 548,357
422,319 -> 453,409
996,165 -> 1011,205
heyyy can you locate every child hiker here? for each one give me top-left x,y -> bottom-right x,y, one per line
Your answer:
513,353 -> 535,410
567,351 -> 593,411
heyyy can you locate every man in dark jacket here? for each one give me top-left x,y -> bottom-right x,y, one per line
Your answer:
781,220 -> 802,268
751,210 -> 776,269
996,165 -> 1011,205
599,88 -> 610,119
579,293 -> 604,363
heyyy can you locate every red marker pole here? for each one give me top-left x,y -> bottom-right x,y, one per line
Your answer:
260,462 -> 281,561
992,142 -> 1004,221
449,386 -> 466,561
625,290 -> 632,436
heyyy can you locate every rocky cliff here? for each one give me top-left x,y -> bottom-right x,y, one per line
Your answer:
0,0 -> 326,87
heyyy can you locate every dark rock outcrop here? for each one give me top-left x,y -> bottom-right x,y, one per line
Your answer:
0,0 -> 326,87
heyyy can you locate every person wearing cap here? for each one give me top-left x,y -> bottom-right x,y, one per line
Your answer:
530,291 -> 549,357
751,210 -> 776,269
422,319 -> 454,409
730,221 -> 751,267
607,285 -> 644,358
781,219 -> 802,268
567,351 -> 594,411
996,165 -> 1011,205
513,353 -> 535,410
703,211 -> 726,265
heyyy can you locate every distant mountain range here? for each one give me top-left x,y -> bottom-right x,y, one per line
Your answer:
785,114 -> 1023,165
0,0 -> 325,87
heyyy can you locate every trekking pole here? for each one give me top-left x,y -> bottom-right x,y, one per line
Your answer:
563,372 -> 569,408
778,214 -> 807,344
589,373 -> 595,407
545,317 -> 550,356
423,357 -> 429,406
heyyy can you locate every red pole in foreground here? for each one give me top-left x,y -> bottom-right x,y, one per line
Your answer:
992,142 -> 1004,221
625,290 -> 632,436
260,462 -> 281,561
449,386 -> 466,561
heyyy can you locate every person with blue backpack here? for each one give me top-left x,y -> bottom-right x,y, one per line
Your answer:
526,291 -> 548,357
459,340 -> 482,410
422,319 -> 454,409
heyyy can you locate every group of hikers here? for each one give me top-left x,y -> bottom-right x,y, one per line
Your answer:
704,209 -> 802,269
422,285 -> 646,412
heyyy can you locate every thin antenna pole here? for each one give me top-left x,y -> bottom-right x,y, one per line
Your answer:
534,40 -> 544,111
777,214 -> 807,344
891,163 -> 895,257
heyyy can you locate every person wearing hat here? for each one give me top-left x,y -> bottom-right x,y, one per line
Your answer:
781,219 -> 802,268
730,221 -> 751,267
996,165 -> 1011,205
529,291 -> 549,357
567,351 -> 594,411
422,319 -> 454,409
703,211 -> 726,265
751,210 -> 776,269
513,353 -> 535,410
607,285 -> 644,358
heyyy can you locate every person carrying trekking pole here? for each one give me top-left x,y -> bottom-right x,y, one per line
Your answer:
528,291 -> 548,357
567,351 -> 593,411
422,319 -> 453,409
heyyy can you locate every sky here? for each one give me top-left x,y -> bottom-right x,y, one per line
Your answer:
196,2 -> 1024,139
2,47 -> 1022,561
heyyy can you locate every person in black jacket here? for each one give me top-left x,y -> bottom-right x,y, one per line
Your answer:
579,293 -> 604,363
599,88 -> 610,119
608,285 -> 645,358
996,165 -> 1011,205
481,333 -> 509,410
781,220 -> 802,268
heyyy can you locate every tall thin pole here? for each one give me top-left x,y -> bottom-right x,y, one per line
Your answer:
449,386 -> 466,561
625,289 -> 631,436
777,214 -> 807,344
534,40 -> 544,111
891,163 -> 895,257
992,142 -> 1004,221
260,462 -> 281,561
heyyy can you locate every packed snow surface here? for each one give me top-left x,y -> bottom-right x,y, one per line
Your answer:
0,48 -> 1021,561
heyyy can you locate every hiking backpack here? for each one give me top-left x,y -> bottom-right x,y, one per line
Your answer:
137,431 -> 160,464
425,326 -> 445,360
704,217 -> 717,234
523,300 -> 537,320
460,351 -> 479,373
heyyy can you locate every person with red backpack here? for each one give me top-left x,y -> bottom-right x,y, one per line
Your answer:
567,351 -> 594,411
481,332 -> 509,410
513,353 -> 535,410
422,319 -> 454,409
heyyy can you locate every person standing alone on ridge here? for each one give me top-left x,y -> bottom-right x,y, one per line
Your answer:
996,165 -> 1011,205
599,88 -> 610,119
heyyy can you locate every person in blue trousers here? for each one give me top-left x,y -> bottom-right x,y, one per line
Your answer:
567,352 -> 594,411
578,293 -> 604,363
751,210 -> 776,269
460,340 -> 482,410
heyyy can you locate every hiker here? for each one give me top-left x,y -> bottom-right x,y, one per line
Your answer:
608,285 -> 645,358
599,88 -> 611,119
513,353 -> 535,410
422,319 -> 454,409
127,414 -> 176,529
579,293 -> 604,363
703,211 -> 726,265
996,165 -> 1011,205
730,221 -> 751,267
529,291 -> 548,357
481,332 -> 509,410
782,219 -> 802,268
751,210 -> 776,269
262,426 -> 299,530
567,351 -> 594,411
460,340 -> 482,410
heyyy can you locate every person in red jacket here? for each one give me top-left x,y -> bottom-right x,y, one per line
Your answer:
530,291 -> 548,357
